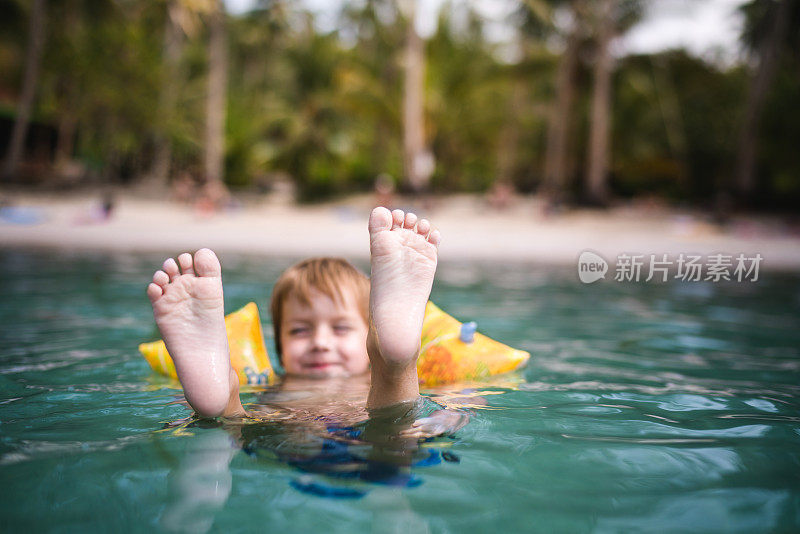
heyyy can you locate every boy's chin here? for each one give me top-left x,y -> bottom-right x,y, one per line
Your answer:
297,365 -> 352,379
292,364 -> 370,380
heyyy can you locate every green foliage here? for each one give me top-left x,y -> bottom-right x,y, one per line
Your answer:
1,0 -> 798,208
758,58 -> 800,203
613,51 -> 748,200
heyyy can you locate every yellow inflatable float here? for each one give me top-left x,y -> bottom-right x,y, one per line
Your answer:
139,301 -> 529,387
418,302 -> 530,386
139,302 -> 274,386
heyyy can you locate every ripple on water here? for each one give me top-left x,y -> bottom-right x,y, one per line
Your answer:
0,252 -> 799,532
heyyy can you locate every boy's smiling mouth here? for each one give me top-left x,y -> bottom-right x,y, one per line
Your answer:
306,362 -> 334,368
302,361 -> 341,373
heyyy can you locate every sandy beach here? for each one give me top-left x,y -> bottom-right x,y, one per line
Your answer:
1,189 -> 799,271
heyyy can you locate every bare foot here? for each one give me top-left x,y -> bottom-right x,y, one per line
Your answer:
147,249 -> 233,417
368,207 -> 441,371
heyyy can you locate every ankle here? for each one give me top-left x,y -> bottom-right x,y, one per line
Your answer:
370,357 -> 417,380
368,361 -> 419,409
367,324 -> 421,367
222,368 -> 246,417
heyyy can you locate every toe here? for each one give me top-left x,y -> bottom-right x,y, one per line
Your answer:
193,248 -> 222,278
403,212 -> 417,229
178,253 -> 195,276
153,270 -> 169,287
368,206 -> 393,234
391,209 -> 405,229
428,229 -> 442,247
162,258 -> 180,281
146,282 -> 163,303
417,218 -> 431,237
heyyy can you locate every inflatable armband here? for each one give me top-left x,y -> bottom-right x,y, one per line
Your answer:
418,302 -> 530,386
139,302 -> 528,388
138,302 -> 274,385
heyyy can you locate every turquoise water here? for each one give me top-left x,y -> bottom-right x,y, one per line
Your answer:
1,249 -> 799,532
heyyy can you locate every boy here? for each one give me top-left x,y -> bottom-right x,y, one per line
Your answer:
147,207 -> 463,436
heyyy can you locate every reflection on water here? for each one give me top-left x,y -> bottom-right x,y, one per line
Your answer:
0,251 -> 799,531
160,398 -> 459,532
161,430 -> 236,534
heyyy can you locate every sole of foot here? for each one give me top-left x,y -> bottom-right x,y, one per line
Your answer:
368,206 -> 441,368
147,248 -> 232,417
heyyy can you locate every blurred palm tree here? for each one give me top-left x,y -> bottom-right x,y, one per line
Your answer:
338,0 -> 404,186
427,3 -> 512,193
584,0 -> 640,205
522,0 -> 639,205
1,0 -> 46,181
148,0 -> 190,187
399,0 -> 432,194
538,0 -> 581,204
735,0 -> 795,203
204,0 -> 227,189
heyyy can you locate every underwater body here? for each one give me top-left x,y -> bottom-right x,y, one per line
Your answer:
1,249 -> 799,532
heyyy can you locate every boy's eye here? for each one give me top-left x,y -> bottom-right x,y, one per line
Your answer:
288,327 -> 310,336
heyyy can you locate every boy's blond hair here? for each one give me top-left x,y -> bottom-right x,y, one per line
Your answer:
270,257 -> 369,362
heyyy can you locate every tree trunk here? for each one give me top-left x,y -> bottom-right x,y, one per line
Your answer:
734,0 -> 790,200
402,0 -> 431,193
150,0 -> 185,186
650,55 -> 688,191
54,0 -> 79,171
542,1 -> 580,203
585,0 -> 614,205
204,0 -> 227,187
55,112 -> 77,168
496,81 -> 523,186
2,0 -> 47,181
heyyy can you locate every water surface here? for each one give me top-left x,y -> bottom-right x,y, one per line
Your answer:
1,250 -> 799,532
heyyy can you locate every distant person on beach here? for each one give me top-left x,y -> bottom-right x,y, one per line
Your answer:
74,192 -> 115,225
170,172 -> 196,204
101,192 -> 115,219
194,179 -> 233,217
374,173 -> 395,210
146,207 -> 466,438
487,181 -> 514,211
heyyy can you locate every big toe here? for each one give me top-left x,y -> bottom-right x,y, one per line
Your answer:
193,248 -> 221,278
369,206 -> 393,235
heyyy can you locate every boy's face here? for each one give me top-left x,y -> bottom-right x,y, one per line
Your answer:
280,288 -> 369,378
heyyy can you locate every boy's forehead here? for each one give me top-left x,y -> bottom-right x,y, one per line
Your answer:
283,287 -> 362,316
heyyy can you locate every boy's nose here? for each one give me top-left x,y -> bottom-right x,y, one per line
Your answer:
311,327 -> 333,350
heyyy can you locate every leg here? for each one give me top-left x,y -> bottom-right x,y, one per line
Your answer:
147,249 -> 244,418
367,207 -> 441,409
